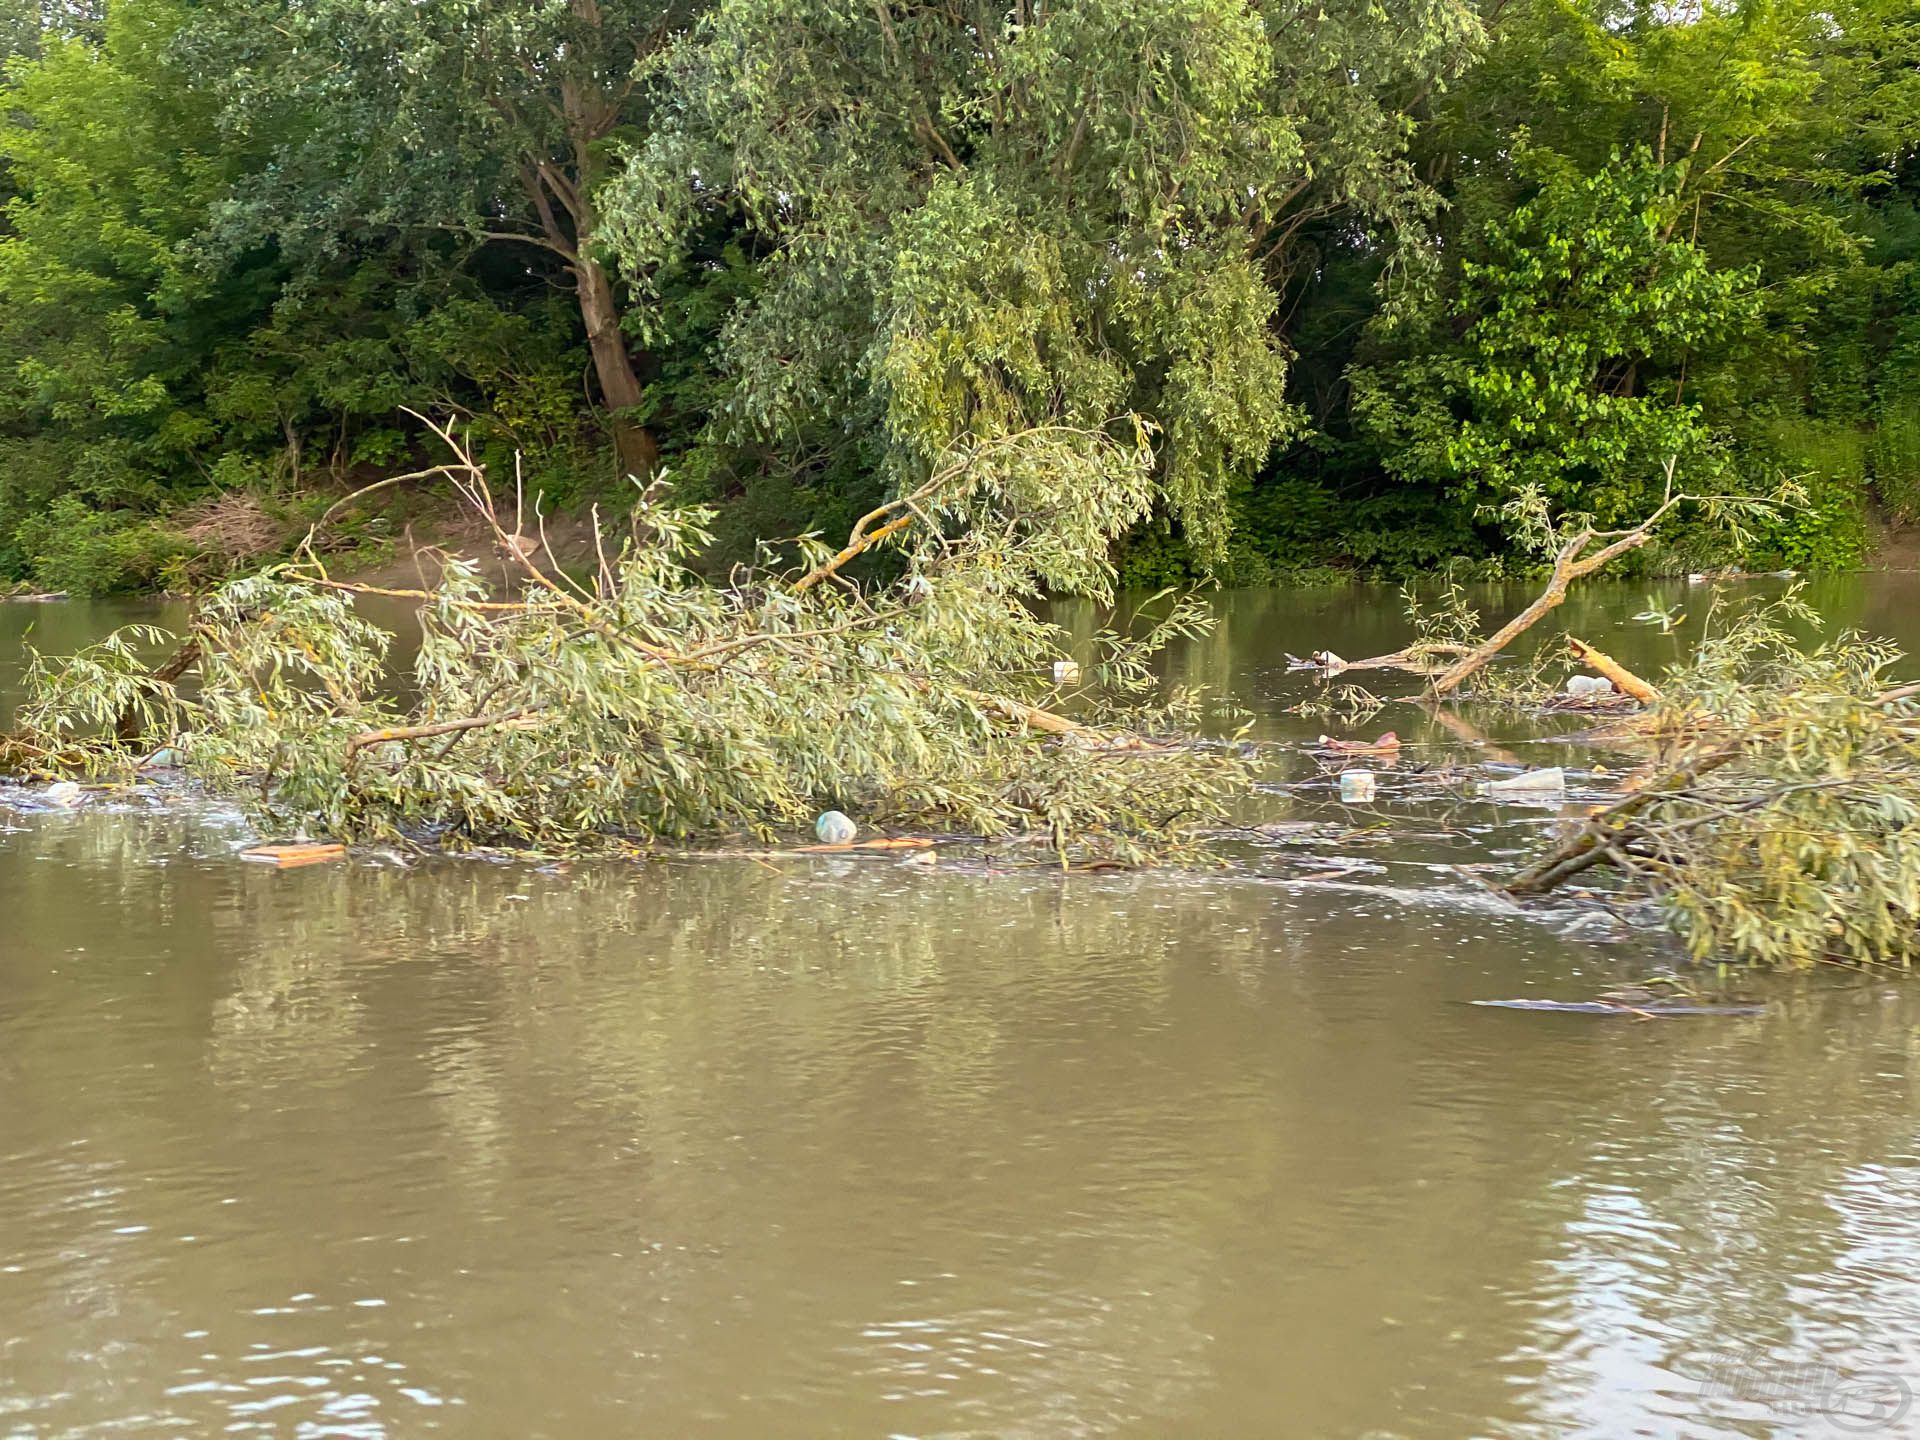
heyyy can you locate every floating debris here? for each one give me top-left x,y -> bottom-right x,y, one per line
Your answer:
1470,998 -> 1766,1017
814,810 -> 857,845
1285,649 -> 1349,673
798,836 -> 933,854
1484,767 -> 1566,799
239,843 -> 347,868
1052,659 -> 1082,685
44,781 -> 83,808
1339,770 -> 1378,803
1319,731 -> 1401,756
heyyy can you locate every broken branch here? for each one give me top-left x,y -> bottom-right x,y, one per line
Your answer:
1567,636 -> 1662,705
344,707 -> 540,764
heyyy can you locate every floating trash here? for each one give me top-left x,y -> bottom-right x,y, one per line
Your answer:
1485,767 -> 1565,798
1339,770 -> 1377,804
815,810 -> 857,845
1320,731 -> 1400,756
239,843 -> 347,869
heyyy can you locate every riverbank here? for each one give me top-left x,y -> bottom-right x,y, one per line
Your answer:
17,476 -> 1920,603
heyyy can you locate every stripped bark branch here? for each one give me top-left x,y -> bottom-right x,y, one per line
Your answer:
1429,460 -> 1693,697
1567,636 -> 1662,705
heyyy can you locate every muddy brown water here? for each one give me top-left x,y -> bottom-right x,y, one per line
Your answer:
5,579 -> 1920,1438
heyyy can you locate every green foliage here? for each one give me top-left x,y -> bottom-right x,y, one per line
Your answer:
1604,591 -> 1920,968
16,428 -> 1250,861
10,492 -> 188,595
1874,401 -> 1920,520
0,4 -> 218,578
1356,156 -> 1762,528
1744,418 -> 1869,569
0,0 -> 1914,587
605,0 -> 1480,574
181,0 -> 700,477
1281,0 -> 1920,576
0,0 -> 631,589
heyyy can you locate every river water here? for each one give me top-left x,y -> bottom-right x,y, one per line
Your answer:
4,581 -> 1920,1438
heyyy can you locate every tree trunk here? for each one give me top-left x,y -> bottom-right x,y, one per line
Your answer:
575,254 -> 658,480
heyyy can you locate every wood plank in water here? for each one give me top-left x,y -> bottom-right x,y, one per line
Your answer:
239,843 -> 347,868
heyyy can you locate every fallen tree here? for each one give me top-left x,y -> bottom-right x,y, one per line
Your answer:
1502,593 -> 1920,969
1289,470 -> 1920,970
8,421 -> 1249,863
1340,463 -> 1777,701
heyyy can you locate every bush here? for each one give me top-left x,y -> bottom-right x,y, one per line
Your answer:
1872,400 -> 1920,522
1745,418 -> 1869,570
12,495 -> 193,595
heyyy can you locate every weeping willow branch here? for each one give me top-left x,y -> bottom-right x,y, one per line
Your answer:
343,707 -> 541,765
300,576 -> 563,614
13,417 -> 1246,862
1501,593 -> 1920,969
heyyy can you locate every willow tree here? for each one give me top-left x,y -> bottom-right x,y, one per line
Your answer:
180,0 -> 699,480
0,1 -> 103,58
603,0 -> 1481,565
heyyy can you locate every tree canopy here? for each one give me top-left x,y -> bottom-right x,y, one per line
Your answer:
603,0 -> 1479,563
0,0 -> 1911,592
